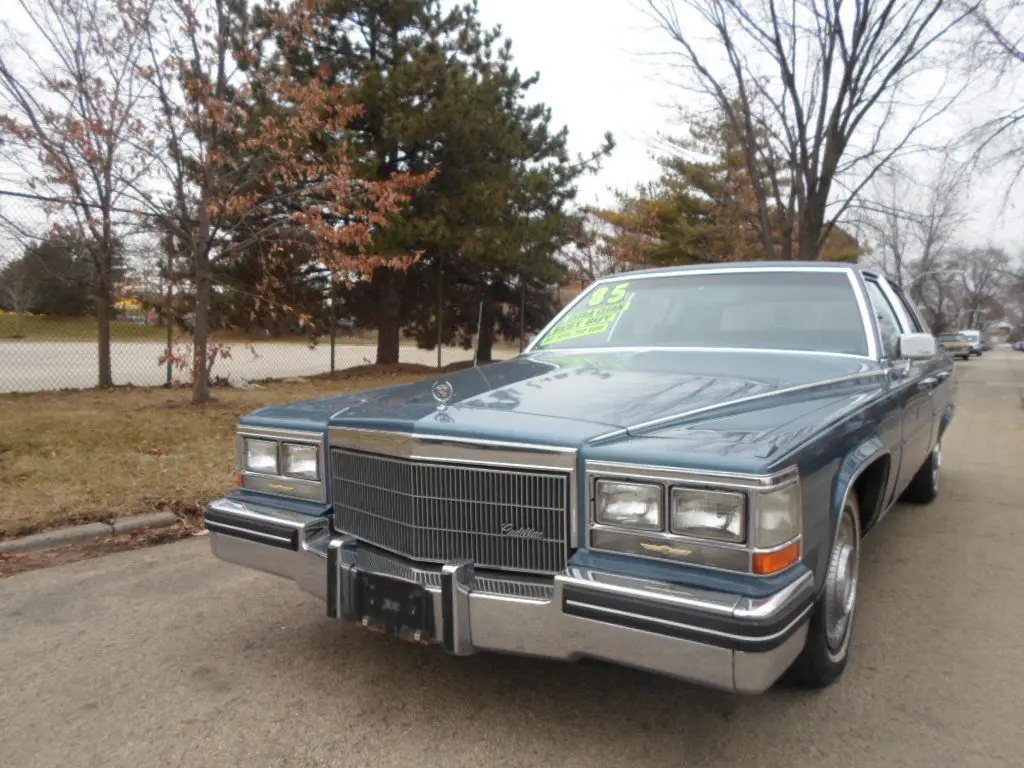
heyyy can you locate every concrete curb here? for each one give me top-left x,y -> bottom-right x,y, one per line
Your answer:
0,511 -> 180,555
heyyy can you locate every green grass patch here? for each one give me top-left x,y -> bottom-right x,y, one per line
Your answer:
0,314 -> 169,342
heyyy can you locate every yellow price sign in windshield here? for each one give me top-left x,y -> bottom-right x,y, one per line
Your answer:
541,282 -> 632,346
587,282 -> 630,307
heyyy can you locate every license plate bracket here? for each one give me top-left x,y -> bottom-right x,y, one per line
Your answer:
355,572 -> 436,644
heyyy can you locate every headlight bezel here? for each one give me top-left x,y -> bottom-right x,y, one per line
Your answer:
237,428 -> 326,502
587,462 -> 802,576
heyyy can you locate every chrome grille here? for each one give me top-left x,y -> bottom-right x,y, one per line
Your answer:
331,448 -> 570,575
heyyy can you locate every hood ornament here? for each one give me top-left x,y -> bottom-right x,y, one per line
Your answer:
431,379 -> 454,411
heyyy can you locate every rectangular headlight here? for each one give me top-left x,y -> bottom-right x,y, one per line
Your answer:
282,443 -> 319,480
755,483 -> 801,548
595,480 -> 662,530
244,438 -> 278,474
670,488 -> 745,542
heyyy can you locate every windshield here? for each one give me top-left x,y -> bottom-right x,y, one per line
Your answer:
536,271 -> 869,356
939,334 -> 966,342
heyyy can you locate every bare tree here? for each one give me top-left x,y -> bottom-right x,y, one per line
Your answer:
858,164 -> 916,283
0,0 -> 151,387
0,256 -> 36,335
858,159 -> 967,298
963,1 -> 1024,193
957,245 -> 1011,328
561,213 -> 624,284
646,1 -> 978,261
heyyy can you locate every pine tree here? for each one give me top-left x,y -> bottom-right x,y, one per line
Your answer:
283,0 -> 611,363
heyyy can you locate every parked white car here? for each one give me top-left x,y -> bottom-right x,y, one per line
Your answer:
958,329 -> 983,356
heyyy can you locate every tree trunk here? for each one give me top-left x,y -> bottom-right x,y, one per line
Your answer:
799,202 -> 826,261
192,187 -> 214,405
374,267 -> 401,365
95,270 -> 113,388
192,252 -> 212,403
477,297 -> 495,363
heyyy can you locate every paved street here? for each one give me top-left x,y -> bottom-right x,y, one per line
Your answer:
1,350 -> 1022,767
0,341 -> 514,393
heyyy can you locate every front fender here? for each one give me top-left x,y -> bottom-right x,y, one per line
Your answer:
804,436 -> 889,594
831,436 -> 887,527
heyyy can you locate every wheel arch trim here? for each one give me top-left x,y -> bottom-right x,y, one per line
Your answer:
830,438 -> 889,560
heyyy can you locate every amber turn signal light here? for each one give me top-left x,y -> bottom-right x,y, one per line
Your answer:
752,540 -> 801,575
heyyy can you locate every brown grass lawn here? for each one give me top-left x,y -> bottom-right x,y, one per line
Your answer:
0,368 -> 434,539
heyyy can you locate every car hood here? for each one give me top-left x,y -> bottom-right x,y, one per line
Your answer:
244,349 -> 882,454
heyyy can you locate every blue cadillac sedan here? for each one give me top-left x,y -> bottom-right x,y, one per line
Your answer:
205,262 -> 955,693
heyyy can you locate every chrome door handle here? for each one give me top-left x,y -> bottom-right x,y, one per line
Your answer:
919,377 -> 939,391
935,371 -> 951,381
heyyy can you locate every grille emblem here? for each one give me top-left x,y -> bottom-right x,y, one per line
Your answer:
500,523 -> 544,539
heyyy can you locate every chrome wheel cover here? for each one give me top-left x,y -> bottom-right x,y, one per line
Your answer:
824,509 -> 859,657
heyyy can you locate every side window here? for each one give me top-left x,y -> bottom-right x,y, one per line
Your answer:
865,280 -> 905,360
889,284 -> 929,333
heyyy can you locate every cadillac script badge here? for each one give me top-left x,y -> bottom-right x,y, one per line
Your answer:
431,379 -> 454,411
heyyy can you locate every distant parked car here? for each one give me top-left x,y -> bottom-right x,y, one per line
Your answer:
958,329 -> 983,356
1014,341 -> 1024,352
938,333 -> 972,361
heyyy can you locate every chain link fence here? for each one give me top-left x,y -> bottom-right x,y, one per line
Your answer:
0,192 -> 521,394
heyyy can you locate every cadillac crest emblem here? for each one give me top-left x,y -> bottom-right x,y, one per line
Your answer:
431,379 -> 454,411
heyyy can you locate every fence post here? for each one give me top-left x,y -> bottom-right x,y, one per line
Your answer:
329,283 -> 337,375
164,249 -> 173,387
436,256 -> 443,370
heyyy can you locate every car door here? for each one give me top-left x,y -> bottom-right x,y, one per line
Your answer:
886,280 -> 954,450
863,277 -> 936,497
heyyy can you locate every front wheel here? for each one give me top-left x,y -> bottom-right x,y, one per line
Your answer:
785,493 -> 861,689
902,441 -> 941,504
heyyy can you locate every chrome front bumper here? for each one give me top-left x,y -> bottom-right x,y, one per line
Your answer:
206,497 -> 814,694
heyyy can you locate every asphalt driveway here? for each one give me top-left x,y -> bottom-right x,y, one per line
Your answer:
1,350 -> 1022,767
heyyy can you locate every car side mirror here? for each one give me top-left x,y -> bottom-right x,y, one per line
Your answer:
898,333 -> 936,360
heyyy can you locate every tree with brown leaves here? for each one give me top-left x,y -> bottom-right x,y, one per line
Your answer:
123,0 -> 430,403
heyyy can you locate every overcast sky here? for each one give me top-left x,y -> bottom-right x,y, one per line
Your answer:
472,0 -> 1024,255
